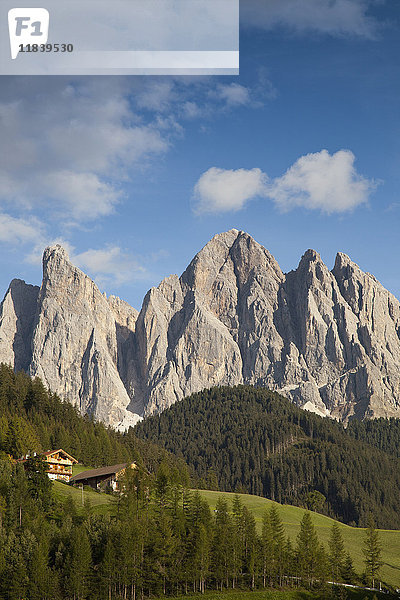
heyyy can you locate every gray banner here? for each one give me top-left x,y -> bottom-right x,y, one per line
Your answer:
1,0 -> 239,75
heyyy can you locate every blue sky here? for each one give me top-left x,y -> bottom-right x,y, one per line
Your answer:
0,0 -> 400,310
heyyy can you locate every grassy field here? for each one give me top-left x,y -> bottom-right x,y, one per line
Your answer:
199,490 -> 400,588
51,469 -> 400,587
72,463 -> 96,475
52,463 -> 115,515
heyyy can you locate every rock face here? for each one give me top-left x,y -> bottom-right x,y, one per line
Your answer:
1,231 -> 400,426
0,279 -> 39,372
0,246 -> 141,429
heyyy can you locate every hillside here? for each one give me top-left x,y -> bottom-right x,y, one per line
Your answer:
198,490 -> 400,588
134,385 -> 400,529
346,417 -> 400,458
51,477 -> 400,588
0,362 -> 187,474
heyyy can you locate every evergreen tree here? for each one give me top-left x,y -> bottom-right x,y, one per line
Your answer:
151,510 -> 176,595
261,508 -> 272,587
29,533 -> 58,600
328,522 -> 345,583
25,455 -> 53,510
231,495 -> 244,587
242,505 -> 257,589
211,496 -> 233,590
269,505 -> 285,586
99,537 -> 115,600
363,516 -> 382,588
185,491 -> 212,594
341,552 -> 357,584
297,512 -> 323,586
68,526 -> 92,600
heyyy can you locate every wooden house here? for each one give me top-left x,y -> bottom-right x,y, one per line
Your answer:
17,449 -> 78,482
70,462 -> 136,491
42,449 -> 78,482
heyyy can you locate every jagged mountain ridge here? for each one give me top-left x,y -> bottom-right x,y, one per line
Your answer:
1,229 -> 400,427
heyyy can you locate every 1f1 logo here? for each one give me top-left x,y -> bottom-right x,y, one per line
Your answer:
8,8 -> 49,59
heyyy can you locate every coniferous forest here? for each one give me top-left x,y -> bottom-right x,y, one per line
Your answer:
0,453 -> 388,599
0,365 -> 398,597
135,386 -> 400,529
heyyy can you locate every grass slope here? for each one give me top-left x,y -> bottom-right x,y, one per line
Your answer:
52,464 -> 114,515
199,490 -> 400,588
52,480 -> 114,515
51,470 -> 400,587
134,385 -> 400,529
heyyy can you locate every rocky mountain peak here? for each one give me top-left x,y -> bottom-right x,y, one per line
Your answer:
299,248 -> 321,265
1,231 -> 400,426
41,244 -> 89,302
42,244 -> 71,275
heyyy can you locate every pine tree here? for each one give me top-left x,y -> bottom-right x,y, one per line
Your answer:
212,496 -> 233,590
99,537 -> 115,600
151,509 -> 176,595
363,516 -> 382,588
297,512 -> 323,586
261,508 -> 272,587
185,491 -> 211,594
341,552 -> 357,584
328,522 -> 345,583
270,505 -> 285,586
231,495 -> 244,587
29,533 -> 57,600
242,505 -> 257,589
68,526 -> 92,600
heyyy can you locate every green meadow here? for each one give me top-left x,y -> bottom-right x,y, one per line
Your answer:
199,490 -> 400,588
52,463 -> 115,515
52,467 -> 400,587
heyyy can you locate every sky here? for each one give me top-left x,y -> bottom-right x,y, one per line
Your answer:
0,0 -> 400,310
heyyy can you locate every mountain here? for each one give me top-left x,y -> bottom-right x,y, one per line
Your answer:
0,246 -> 140,429
1,230 -> 400,426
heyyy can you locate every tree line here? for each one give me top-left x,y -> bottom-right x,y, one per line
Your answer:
0,454 -> 384,600
135,385 -> 400,529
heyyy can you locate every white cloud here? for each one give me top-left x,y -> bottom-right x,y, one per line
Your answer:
42,172 -> 121,221
0,213 -> 44,244
0,77 -> 268,237
73,246 -> 146,286
242,0 -> 378,38
194,167 -> 268,214
0,75 -> 273,267
213,84 -> 251,107
0,78 -> 169,225
194,150 -> 375,216
267,149 -> 375,213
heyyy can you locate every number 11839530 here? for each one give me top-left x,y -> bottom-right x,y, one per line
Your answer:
18,43 -> 73,53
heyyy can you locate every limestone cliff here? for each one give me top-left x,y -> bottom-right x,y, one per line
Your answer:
0,231 -> 400,426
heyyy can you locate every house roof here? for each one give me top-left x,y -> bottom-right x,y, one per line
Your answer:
70,463 -> 134,482
16,449 -> 78,464
43,449 -> 78,463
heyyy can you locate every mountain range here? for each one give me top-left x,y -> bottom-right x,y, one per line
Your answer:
1,229 -> 400,429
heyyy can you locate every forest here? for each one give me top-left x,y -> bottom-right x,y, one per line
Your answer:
135,385 -> 400,529
0,365 -> 397,597
0,453 -> 386,600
